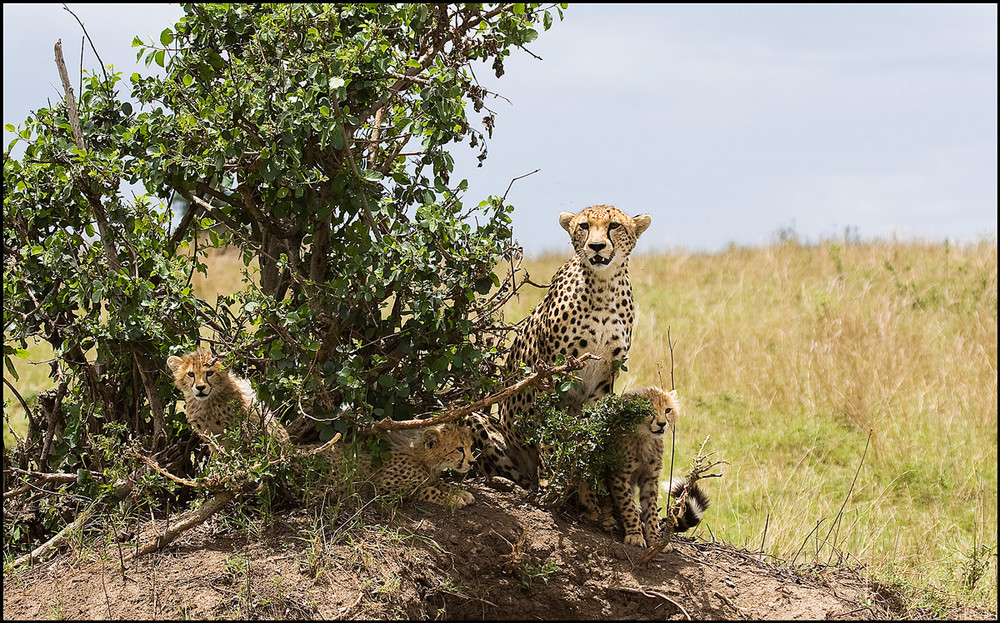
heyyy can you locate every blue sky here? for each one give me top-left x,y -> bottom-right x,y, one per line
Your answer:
4,3 -> 996,253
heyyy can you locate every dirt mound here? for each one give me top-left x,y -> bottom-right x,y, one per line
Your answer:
3,483 -> 993,620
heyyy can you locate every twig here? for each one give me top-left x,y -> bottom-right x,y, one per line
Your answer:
2,376 -> 29,444
337,592 -> 364,619
11,502 -> 99,568
791,518 -> 824,566
131,449 -> 204,489
640,436 -> 726,565
606,585 -> 691,621
666,326 -> 675,391
130,490 -> 237,558
501,168 -> 540,204
369,353 -> 598,433
4,468 -> 102,500
821,428 -> 872,562
61,4 -> 110,84
298,433 -> 342,457
713,590 -> 748,619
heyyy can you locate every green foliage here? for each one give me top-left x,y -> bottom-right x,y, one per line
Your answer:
517,391 -> 655,497
4,3 -> 563,560
121,3 -> 562,430
517,559 -> 559,589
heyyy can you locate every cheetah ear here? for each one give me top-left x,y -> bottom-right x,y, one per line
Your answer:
558,211 -> 575,233
167,356 -> 182,372
632,214 -> 652,238
423,428 -> 441,449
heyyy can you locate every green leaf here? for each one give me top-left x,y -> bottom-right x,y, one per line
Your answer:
4,356 -> 19,381
159,28 -> 174,47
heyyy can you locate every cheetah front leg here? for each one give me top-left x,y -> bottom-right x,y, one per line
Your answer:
414,484 -> 474,509
638,475 -> 663,547
609,474 -> 645,547
575,480 -> 604,524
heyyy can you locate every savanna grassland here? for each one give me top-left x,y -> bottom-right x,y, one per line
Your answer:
5,237 -> 997,611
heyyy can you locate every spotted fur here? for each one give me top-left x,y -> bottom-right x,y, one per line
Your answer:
582,386 -> 709,547
166,350 -> 290,448
469,206 -> 652,489
371,423 -> 476,508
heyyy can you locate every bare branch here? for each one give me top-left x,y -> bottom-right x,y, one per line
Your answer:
53,39 -> 85,151
130,490 -> 237,558
501,168 -> 540,205
11,503 -> 99,568
61,4 -> 110,84
369,353 -> 599,433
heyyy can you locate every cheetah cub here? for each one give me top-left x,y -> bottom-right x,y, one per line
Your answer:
166,350 -> 290,449
590,386 -> 709,547
372,422 -> 476,509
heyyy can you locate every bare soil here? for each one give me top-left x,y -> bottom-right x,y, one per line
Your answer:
3,482 -> 994,620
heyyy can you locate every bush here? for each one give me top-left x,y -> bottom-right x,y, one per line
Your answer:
3,3 -> 564,560
517,391 -> 655,498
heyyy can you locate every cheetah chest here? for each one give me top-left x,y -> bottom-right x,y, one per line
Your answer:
552,273 -> 633,403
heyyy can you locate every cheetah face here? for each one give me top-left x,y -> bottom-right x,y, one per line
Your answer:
625,386 -> 680,436
167,351 -> 227,401
423,425 -> 476,474
558,205 -> 652,272
647,401 -> 672,435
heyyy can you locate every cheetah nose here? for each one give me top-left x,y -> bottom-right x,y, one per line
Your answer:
588,242 -> 606,252
195,384 -> 207,392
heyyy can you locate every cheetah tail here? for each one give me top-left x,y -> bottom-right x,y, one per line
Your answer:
662,477 -> 711,533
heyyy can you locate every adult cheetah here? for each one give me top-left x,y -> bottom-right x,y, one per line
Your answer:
470,205 -> 651,489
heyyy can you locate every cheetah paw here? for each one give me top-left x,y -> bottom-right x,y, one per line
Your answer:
624,533 -> 647,548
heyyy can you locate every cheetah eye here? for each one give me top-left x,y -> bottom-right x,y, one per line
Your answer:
664,408 -> 672,414
608,222 -> 620,230
579,222 -> 589,231
206,370 -> 214,377
186,371 -> 194,378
